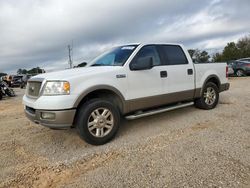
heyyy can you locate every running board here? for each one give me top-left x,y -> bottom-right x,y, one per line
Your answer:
125,102 -> 194,120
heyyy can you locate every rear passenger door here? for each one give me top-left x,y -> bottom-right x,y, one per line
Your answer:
159,45 -> 195,101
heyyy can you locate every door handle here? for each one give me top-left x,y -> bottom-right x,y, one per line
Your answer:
187,69 -> 193,75
160,71 -> 167,78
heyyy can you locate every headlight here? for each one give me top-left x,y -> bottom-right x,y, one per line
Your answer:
43,81 -> 70,95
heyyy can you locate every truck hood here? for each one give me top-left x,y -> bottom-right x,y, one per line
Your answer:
30,66 -> 123,81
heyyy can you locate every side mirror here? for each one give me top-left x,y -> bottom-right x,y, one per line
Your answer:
130,56 -> 153,71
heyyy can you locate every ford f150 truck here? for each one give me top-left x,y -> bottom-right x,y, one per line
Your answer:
23,43 -> 230,145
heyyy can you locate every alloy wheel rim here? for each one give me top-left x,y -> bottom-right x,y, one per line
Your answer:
87,108 -> 114,138
204,87 -> 216,105
237,70 -> 244,76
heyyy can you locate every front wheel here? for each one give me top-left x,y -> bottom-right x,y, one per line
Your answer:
76,99 -> 120,145
194,82 -> 219,110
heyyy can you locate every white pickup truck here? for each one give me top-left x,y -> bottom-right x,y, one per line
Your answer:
23,43 -> 230,145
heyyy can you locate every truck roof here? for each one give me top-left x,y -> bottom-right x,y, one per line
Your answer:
127,42 -> 182,46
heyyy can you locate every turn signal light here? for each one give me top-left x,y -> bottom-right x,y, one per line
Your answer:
63,82 -> 70,94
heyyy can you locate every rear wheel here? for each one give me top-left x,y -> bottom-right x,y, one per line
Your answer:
194,82 -> 219,110
76,99 -> 120,145
236,69 -> 246,77
0,91 -> 2,100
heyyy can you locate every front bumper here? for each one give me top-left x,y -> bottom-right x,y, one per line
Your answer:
25,106 -> 76,128
220,83 -> 230,92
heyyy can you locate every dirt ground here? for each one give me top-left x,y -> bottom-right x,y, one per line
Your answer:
0,77 -> 250,188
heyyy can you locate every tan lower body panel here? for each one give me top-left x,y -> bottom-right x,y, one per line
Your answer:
125,89 -> 199,113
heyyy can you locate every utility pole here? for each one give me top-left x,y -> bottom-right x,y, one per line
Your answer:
68,44 -> 73,69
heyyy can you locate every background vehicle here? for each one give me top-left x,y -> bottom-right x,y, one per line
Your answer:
2,75 -> 13,87
227,61 -> 235,76
0,89 -> 2,100
23,43 -> 229,145
11,75 -> 23,87
0,81 -> 15,97
2,74 -> 32,88
0,77 -> 3,100
20,74 -> 32,88
238,57 -> 250,62
229,58 -> 250,77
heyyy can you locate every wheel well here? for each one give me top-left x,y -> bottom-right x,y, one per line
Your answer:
76,89 -> 124,114
206,77 -> 220,89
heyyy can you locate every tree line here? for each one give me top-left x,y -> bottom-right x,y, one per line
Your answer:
0,72 -> 7,77
212,35 -> 250,62
0,67 -> 45,78
17,67 -> 45,75
0,64 -> 85,78
188,35 -> 250,63
187,49 -> 210,63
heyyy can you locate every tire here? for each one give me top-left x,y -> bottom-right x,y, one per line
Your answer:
236,69 -> 246,77
0,92 -> 2,100
6,89 -> 15,97
76,98 -> 120,145
194,82 -> 219,110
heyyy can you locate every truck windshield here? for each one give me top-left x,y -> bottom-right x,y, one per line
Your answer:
90,45 -> 138,66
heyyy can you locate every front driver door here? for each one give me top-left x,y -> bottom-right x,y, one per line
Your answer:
126,45 -> 165,111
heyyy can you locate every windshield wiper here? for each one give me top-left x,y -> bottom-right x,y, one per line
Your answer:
91,64 -> 105,66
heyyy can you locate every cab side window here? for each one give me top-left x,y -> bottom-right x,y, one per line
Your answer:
133,45 -> 161,66
161,45 -> 188,65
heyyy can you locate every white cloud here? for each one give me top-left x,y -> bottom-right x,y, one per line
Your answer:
0,0 -> 249,73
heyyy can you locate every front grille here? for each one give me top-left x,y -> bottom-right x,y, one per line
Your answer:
27,81 -> 42,97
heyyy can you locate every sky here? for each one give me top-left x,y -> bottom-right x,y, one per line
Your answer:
0,0 -> 250,74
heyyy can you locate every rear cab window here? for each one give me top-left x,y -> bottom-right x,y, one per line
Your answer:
159,45 -> 188,65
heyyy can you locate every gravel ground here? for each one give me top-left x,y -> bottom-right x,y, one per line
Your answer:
0,77 -> 250,188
